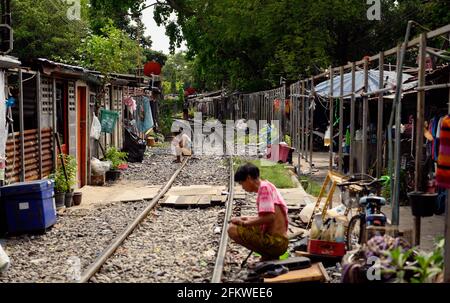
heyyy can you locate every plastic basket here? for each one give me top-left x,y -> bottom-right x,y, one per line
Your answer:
100,110 -> 119,134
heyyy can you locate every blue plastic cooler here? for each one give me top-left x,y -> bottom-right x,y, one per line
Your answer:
0,180 -> 57,234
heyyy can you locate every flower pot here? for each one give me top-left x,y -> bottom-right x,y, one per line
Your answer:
408,192 -> 437,217
147,137 -> 156,147
65,191 -> 74,208
106,170 -> 121,182
55,192 -> 66,210
73,192 -> 83,206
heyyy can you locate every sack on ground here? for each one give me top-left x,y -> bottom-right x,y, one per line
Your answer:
0,244 -> 10,274
90,158 -> 111,176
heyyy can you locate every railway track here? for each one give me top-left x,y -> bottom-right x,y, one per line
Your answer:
75,156 -> 237,283
77,158 -> 190,283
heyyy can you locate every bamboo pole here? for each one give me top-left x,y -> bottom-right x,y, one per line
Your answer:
414,34 -> 427,246
310,79 -> 315,172
362,58 -> 369,175
329,66 -> 334,171
339,66 -> 344,173
350,63 -> 356,175
377,53 -> 384,178
52,77 -> 57,170
301,81 -> 305,161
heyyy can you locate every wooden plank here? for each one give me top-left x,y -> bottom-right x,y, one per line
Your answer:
197,195 -> 212,208
161,196 -> 179,207
264,263 -> 327,283
175,196 -> 201,208
211,195 -> 228,205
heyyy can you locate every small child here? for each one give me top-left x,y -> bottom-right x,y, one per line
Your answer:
228,163 -> 289,261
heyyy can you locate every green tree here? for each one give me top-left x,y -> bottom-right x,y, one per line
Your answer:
77,21 -> 143,80
162,52 -> 195,94
11,0 -> 89,63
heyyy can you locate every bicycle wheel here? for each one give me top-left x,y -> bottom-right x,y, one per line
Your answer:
346,215 -> 365,251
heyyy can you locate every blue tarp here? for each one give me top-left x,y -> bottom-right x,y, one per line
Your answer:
314,70 -> 416,99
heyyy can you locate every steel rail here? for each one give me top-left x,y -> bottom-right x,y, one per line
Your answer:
211,156 -> 235,283
77,157 -> 189,283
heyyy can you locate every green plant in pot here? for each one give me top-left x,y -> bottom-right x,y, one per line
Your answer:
51,154 -> 78,209
104,147 -> 128,182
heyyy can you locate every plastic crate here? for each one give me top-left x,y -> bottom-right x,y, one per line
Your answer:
100,109 -> 119,134
308,239 -> 346,257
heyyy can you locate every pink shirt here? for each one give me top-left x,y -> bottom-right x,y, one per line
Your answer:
256,180 -> 289,233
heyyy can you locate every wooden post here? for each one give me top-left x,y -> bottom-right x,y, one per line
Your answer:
339,66 -> 344,173
377,53 -> 384,178
362,59 -> 369,175
19,69 -> 25,182
445,59 -> 450,283
350,63 -> 356,175
52,77 -> 57,169
37,71 -> 43,179
310,79 -> 315,172
329,66 -> 334,171
414,34 -> 427,246
306,87 -> 310,165
301,81 -> 305,160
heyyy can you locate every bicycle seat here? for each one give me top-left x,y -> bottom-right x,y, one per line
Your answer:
359,196 -> 386,206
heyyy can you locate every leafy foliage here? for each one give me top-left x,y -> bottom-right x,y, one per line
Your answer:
104,147 -> 128,171
77,21 -> 143,80
11,0 -> 89,63
50,154 -> 78,193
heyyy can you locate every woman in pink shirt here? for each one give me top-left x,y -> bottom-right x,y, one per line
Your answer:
228,163 -> 289,261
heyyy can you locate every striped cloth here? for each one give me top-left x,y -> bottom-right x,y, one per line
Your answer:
437,115 -> 450,189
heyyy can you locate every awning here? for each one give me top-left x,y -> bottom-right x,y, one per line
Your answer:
314,70 -> 417,99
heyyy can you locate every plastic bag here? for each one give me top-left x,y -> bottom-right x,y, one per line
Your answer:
90,113 -> 102,140
91,158 -> 111,176
0,244 -> 10,274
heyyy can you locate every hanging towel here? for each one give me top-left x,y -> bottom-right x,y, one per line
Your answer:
135,96 -> 154,133
436,115 -> 450,189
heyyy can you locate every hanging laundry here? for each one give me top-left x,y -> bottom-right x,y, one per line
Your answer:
436,116 -> 450,189
123,96 -> 137,114
135,96 -> 154,133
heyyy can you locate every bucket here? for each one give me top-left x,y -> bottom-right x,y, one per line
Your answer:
106,170 -> 121,182
65,192 -> 74,208
407,192 -> 437,217
73,192 -> 82,206
147,137 -> 156,147
55,192 -> 66,210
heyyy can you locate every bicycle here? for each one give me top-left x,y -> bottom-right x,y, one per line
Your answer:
338,175 -> 388,251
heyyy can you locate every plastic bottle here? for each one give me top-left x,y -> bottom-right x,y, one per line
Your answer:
310,215 -> 323,240
335,222 -> 345,243
328,220 -> 337,242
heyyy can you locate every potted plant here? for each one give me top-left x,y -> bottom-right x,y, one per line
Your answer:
104,147 -> 128,182
51,154 -> 78,209
407,192 -> 437,217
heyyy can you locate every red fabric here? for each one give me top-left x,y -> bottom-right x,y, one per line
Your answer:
436,115 -> 450,189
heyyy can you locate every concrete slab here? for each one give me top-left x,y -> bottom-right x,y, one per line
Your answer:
161,195 -> 179,207
175,196 -> 201,208
198,195 -> 212,208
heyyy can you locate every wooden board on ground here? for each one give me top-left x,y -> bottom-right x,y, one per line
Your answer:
161,196 -> 179,207
211,195 -> 228,206
174,196 -> 201,208
197,195 -> 212,208
264,263 -> 330,283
